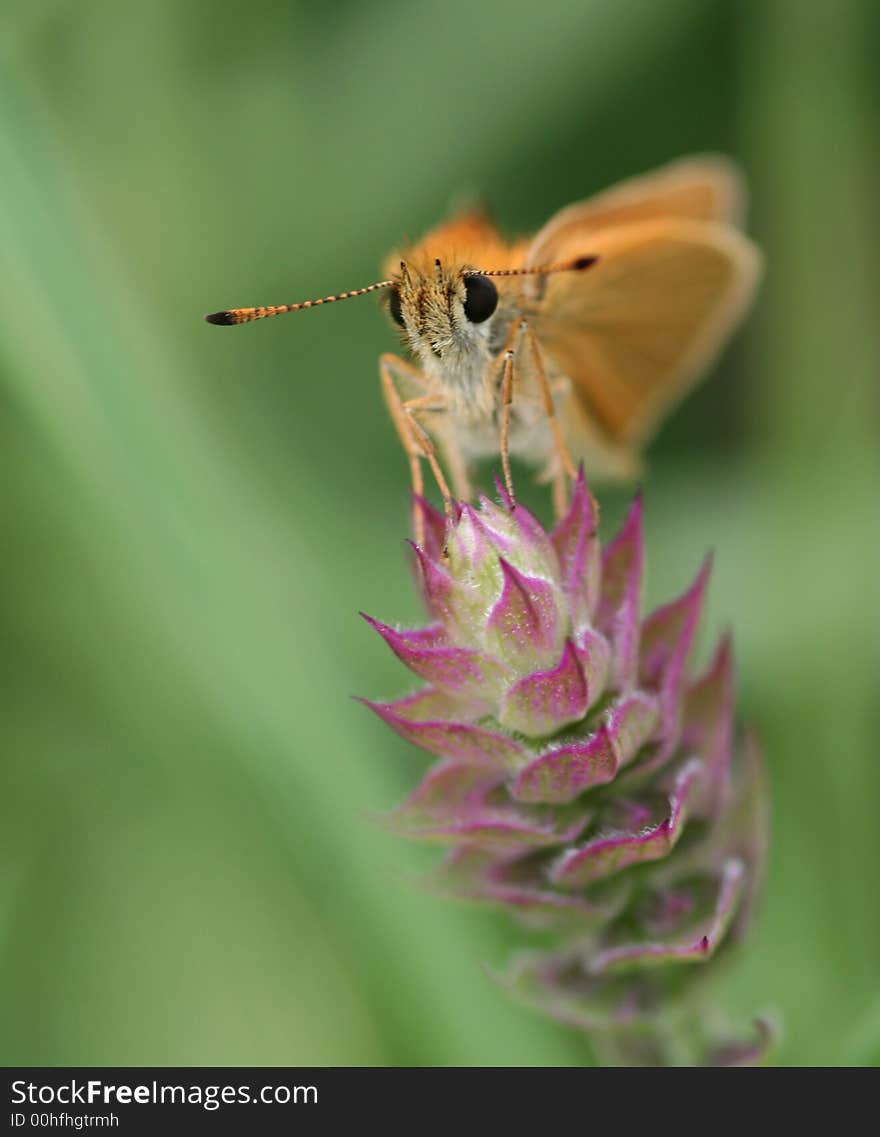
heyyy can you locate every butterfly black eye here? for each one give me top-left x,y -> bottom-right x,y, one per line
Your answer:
463,274 -> 498,324
387,287 -> 405,328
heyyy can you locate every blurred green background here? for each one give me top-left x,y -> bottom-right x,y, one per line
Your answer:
1,0 -> 878,1067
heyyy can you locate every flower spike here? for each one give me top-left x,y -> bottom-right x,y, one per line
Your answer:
362,477 -> 768,1066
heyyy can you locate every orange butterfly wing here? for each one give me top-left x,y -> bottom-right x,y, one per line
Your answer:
520,158 -> 760,469
527,154 -> 746,251
527,217 -> 761,457
527,214 -> 759,454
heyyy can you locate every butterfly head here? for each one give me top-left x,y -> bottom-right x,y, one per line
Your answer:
385,259 -> 500,373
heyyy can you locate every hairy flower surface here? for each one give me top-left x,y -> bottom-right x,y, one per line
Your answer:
362,475 -> 769,1066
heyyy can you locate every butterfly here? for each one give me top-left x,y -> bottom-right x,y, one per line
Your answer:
207,155 -> 762,539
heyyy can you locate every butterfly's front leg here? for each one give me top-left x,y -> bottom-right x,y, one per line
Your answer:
499,349 -> 517,508
493,318 -> 578,514
380,353 -> 453,546
489,317 -> 530,509
519,323 -> 578,518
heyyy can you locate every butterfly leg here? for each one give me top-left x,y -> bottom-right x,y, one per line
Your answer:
401,394 -> 456,519
440,432 -> 473,502
520,324 -> 578,517
380,354 -> 440,545
379,354 -> 453,546
499,350 -> 517,509
551,463 -> 568,520
488,317 -> 528,510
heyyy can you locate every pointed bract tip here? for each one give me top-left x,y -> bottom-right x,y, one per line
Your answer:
205,310 -> 237,325
493,475 -> 515,512
407,536 -> 434,565
412,492 -> 447,526
714,628 -> 735,666
607,489 -> 645,555
496,555 -> 518,582
407,536 -> 446,573
696,551 -> 715,590
412,492 -> 438,512
411,494 -> 449,559
628,490 -> 645,526
352,694 -> 396,720
568,464 -> 595,517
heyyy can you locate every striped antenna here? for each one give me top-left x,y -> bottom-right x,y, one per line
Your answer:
473,255 -> 598,279
205,278 -> 394,326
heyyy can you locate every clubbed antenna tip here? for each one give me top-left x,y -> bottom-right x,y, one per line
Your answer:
203,279 -> 395,327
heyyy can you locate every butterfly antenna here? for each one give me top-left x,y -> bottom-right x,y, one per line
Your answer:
474,255 -> 599,279
205,278 -> 394,326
